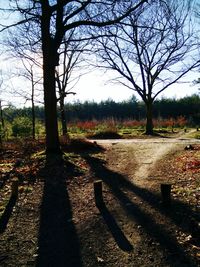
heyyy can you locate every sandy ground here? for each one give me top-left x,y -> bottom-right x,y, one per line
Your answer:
95,135 -> 200,185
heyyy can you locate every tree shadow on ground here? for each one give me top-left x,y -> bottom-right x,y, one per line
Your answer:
97,202 -> 133,252
0,195 -> 17,233
36,155 -> 82,267
84,154 -> 199,267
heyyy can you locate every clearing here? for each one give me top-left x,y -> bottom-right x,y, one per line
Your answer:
0,133 -> 200,266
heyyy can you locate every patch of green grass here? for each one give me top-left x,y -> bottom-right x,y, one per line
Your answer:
182,128 -> 200,139
194,133 -> 200,139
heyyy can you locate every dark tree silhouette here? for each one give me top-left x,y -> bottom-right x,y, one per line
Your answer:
0,0 -> 148,153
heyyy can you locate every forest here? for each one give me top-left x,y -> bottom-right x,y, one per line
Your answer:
2,94 -> 200,124
1,94 -> 199,139
0,93 -> 199,139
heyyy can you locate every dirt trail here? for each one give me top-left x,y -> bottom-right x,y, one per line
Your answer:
103,141 -> 179,188
95,134 -> 200,187
131,142 -> 176,181
86,134 -> 200,266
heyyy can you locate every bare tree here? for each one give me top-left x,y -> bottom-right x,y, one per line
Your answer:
0,0 -> 148,153
55,30 -> 89,136
94,0 -> 199,134
4,32 -> 43,139
1,11 -> 44,139
16,60 -> 42,139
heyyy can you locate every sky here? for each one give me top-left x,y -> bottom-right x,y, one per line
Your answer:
0,1 -> 199,107
0,63 -> 199,108
64,69 -> 200,104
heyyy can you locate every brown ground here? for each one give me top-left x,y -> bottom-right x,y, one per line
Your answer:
0,134 -> 200,267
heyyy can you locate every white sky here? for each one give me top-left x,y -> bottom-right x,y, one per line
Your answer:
65,69 -> 200,104
0,66 -> 199,108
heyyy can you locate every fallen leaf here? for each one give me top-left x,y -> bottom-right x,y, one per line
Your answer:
97,256 -> 104,263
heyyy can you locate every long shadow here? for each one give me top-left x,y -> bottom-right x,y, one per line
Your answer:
36,155 -> 82,267
98,203 -> 133,252
0,195 -> 17,233
0,172 -> 8,190
86,154 -> 200,231
84,154 -> 199,267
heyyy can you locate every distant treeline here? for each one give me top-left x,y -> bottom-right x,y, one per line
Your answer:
2,94 -> 200,125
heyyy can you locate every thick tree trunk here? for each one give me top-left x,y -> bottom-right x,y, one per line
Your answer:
43,60 -> 61,154
41,2 -> 61,154
145,101 -> 154,135
59,98 -> 67,136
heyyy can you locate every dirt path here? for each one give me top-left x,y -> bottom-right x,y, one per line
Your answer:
85,135 -> 200,267
126,142 -> 176,181
95,135 -> 200,187
0,134 -> 200,267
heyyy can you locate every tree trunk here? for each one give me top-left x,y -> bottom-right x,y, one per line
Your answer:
43,60 -> 61,154
59,97 -> 67,136
41,3 -> 61,154
31,74 -> 35,140
0,101 -> 4,130
0,101 -> 4,147
145,101 -> 154,135
31,97 -> 35,140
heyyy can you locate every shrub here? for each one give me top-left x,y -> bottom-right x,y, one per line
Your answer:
76,120 -> 98,131
176,116 -> 187,128
12,117 -> 32,137
122,119 -> 145,128
89,129 -> 121,139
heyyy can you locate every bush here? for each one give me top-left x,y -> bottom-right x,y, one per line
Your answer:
12,117 -> 32,137
89,130 -> 121,139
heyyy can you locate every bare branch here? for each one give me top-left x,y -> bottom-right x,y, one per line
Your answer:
94,0 -> 198,133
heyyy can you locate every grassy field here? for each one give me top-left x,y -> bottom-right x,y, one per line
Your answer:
1,115 -> 197,141
66,116 -> 191,139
